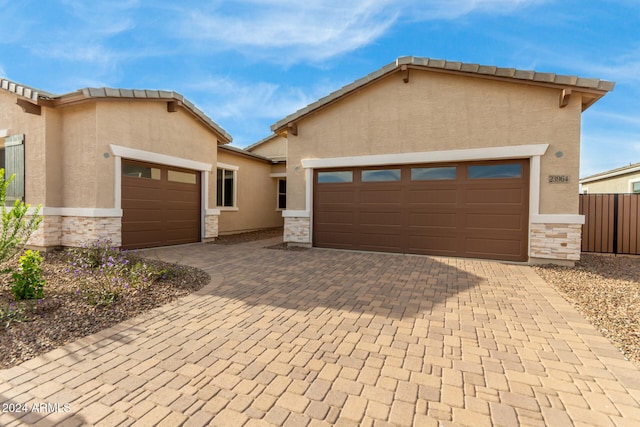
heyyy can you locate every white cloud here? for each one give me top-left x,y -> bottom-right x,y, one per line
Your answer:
402,0 -> 547,20
188,75 -> 315,121
178,0 -> 545,63
181,1 -> 398,63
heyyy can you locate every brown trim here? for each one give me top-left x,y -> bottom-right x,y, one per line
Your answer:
16,99 -> 41,115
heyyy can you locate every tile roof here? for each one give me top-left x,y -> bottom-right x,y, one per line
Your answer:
272,56 -> 616,132
0,78 -> 54,101
0,78 -> 232,143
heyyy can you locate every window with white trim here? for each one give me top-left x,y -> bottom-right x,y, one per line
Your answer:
632,181 -> 640,194
277,178 -> 286,210
216,167 -> 236,207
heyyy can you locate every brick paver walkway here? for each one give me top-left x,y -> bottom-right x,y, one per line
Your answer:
1,238 -> 639,426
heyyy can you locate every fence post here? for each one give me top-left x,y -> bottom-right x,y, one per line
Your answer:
613,193 -> 619,254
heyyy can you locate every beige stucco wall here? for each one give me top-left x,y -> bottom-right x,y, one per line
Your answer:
248,135 -> 287,160
0,91 -> 49,207
286,70 -> 583,216
582,171 -> 640,193
270,162 -> 286,175
95,101 -> 218,209
217,149 -> 284,234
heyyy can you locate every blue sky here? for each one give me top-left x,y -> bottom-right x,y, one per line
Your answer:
1,0 -> 638,177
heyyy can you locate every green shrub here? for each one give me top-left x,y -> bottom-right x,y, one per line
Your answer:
10,250 -> 45,300
0,169 -> 42,267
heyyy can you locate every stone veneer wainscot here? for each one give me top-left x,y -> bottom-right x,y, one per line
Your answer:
284,217 -> 311,244
530,223 -> 582,261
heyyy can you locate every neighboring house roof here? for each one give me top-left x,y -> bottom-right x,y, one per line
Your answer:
272,56 -> 615,133
1,77 -> 232,144
218,144 -> 277,163
580,162 -> 640,184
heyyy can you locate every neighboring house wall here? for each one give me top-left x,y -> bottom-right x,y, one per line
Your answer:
247,134 -> 287,161
581,171 -> 640,193
217,148 -> 284,234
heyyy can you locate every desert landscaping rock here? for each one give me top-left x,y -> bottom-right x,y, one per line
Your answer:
534,253 -> 640,368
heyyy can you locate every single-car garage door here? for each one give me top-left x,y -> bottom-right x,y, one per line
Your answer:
121,159 -> 201,249
313,159 -> 529,261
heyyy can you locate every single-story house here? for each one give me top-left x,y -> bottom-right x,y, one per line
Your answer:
0,78 -> 280,250
580,162 -> 640,194
271,56 -> 615,264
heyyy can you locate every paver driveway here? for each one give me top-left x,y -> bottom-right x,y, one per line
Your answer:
1,238 -> 640,426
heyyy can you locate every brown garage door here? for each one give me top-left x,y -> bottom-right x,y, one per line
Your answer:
313,159 -> 529,261
121,160 -> 201,249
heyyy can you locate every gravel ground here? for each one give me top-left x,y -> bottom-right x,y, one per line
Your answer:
533,253 -> 640,368
212,227 -> 283,245
0,251 -> 209,369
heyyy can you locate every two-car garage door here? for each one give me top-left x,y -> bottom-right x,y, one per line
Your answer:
313,159 -> 529,262
121,160 -> 201,249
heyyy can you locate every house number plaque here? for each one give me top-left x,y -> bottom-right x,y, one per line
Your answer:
548,175 -> 570,183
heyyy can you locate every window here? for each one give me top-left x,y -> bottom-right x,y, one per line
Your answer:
411,167 -> 456,181
468,164 -> 522,179
122,162 -> 161,179
216,167 -> 236,207
361,169 -> 401,182
633,181 -> 640,194
277,179 -> 286,210
168,169 -> 197,184
317,171 -> 353,183
2,134 -> 25,205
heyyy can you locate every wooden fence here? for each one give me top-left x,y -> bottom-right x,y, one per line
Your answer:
579,193 -> 640,255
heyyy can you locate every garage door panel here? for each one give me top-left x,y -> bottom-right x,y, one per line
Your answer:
359,211 -> 402,225
315,231 -> 355,248
123,210 -> 162,223
466,187 -> 525,204
465,213 -> 524,230
122,221 -> 162,232
165,192 -> 199,204
465,237 -> 524,259
357,234 -> 403,252
408,189 -> 457,204
359,190 -> 403,204
408,212 -> 457,227
316,190 -> 355,204
408,234 -> 459,254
